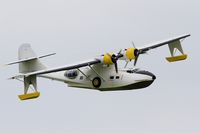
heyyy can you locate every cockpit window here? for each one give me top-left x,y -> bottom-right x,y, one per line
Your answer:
126,69 -> 139,73
126,70 -> 134,73
126,69 -> 155,79
64,70 -> 79,79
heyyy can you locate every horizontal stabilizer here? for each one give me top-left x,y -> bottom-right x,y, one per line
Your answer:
6,53 -> 56,65
8,74 -> 24,80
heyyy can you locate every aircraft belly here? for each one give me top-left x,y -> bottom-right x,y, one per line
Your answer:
67,79 -> 154,91
99,80 -> 154,91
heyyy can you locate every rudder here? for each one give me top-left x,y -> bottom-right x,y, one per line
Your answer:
18,43 -> 46,73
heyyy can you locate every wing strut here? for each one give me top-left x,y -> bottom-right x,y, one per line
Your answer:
77,68 -> 92,81
88,65 -> 106,82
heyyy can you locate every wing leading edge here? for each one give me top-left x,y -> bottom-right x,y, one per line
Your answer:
138,34 -> 190,53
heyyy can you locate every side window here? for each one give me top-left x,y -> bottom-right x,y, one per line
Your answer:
64,70 -> 79,79
110,76 -> 114,80
80,76 -> 84,80
116,76 -> 120,79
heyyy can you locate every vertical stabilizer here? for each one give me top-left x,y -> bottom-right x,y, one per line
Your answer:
18,43 -> 46,73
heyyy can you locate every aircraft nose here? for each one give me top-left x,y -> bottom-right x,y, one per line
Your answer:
152,75 -> 156,80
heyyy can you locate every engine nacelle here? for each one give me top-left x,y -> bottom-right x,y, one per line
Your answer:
125,48 -> 139,61
102,53 -> 114,65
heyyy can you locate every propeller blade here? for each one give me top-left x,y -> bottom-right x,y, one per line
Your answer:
134,55 -> 139,66
114,62 -> 118,73
118,49 -> 122,55
124,61 -> 129,68
105,51 -> 122,73
132,41 -> 136,48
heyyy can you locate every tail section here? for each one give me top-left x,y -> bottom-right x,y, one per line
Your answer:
7,44 -> 55,100
18,44 -> 45,100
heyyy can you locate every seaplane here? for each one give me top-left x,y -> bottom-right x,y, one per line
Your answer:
5,34 -> 190,100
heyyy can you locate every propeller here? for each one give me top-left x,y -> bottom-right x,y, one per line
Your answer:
124,41 -> 143,67
107,50 -> 123,73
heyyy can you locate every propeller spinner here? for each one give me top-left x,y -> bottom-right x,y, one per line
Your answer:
102,50 -> 123,73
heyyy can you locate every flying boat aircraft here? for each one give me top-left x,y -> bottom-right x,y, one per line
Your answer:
5,34 -> 190,100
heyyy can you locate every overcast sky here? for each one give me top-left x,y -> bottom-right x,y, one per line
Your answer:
0,0 -> 199,134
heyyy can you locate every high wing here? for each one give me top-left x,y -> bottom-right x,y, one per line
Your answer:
9,34 -> 190,79
10,59 -> 101,79
138,34 -> 190,53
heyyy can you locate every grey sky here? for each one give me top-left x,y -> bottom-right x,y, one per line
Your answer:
0,0 -> 199,134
